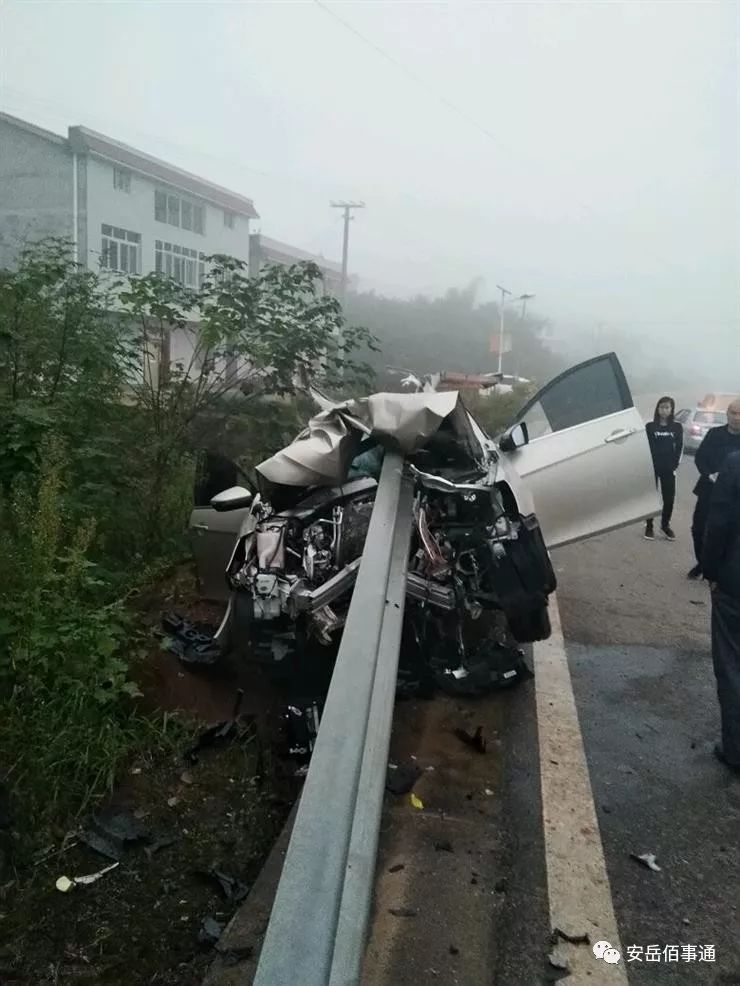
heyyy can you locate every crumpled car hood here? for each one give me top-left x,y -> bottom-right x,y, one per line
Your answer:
256,391 -> 483,489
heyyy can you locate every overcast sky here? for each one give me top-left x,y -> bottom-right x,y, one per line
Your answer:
1,0 -> 738,367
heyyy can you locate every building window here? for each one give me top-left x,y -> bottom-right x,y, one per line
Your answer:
101,224 -> 140,274
155,240 -> 204,288
167,194 -> 180,226
154,189 -> 205,234
223,210 -> 235,229
113,167 -> 131,193
155,190 -> 167,223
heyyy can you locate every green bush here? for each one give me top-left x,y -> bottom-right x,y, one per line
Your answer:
0,440 -> 163,844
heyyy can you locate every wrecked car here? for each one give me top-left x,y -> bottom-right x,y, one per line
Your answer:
189,353 -> 658,682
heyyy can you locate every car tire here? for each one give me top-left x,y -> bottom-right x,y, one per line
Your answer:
507,606 -> 551,643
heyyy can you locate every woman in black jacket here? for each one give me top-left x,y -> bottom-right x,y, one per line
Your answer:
644,396 -> 684,541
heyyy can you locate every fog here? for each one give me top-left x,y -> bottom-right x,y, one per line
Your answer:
1,0 -> 738,391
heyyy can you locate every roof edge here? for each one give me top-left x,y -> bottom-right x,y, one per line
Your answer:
0,110 -> 67,146
68,124 -> 259,219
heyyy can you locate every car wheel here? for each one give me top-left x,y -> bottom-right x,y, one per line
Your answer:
507,606 -> 551,643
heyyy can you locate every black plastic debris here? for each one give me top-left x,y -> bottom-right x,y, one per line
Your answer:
388,864 -> 405,874
386,762 -> 422,796
281,699 -> 322,767
162,612 -> 221,667
80,809 -> 151,861
195,866 -> 249,903
434,840 -> 454,854
449,945 -> 460,956
388,907 -> 417,918
184,690 -> 247,765
453,726 -> 487,754
198,917 -> 225,946
551,928 -> 590,946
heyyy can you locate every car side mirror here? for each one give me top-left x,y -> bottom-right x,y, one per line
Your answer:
210,486 -> 253,512
499,421 -> 529,452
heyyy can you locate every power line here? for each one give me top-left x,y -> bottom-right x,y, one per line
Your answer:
313,0 -> 510,155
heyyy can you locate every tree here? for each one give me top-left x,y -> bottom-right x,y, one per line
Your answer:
344,282 -> 564,390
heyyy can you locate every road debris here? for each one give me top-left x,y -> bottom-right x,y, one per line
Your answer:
386,762 -> 422,796
410,794 -> 424,810
388,864 -> 405,873
195,866 -> 249,902
494,878 -> 508,893
183,690 -> 248,765
545,947 -> 572,981
388,907 -> 417,918
631,852 -> 662,872
161,611 -> 221,667
56,862 -> 119,892
80,809 -> 152,861
453,725 -> 487,754
548,949 -> 571,972
551,927 -> 590,946
198,917 -> 225,946
434,840 -> 454,853
449,945 -> 460,956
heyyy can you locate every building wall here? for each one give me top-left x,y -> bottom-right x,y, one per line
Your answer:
0,118 -> 73,268
83,155 -> 251,276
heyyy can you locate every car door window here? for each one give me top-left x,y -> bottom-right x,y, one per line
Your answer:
193,450 -> 240,507
515,354 -> 631,440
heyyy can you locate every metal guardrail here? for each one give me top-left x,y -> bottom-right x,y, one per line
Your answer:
253,451 -> 414,986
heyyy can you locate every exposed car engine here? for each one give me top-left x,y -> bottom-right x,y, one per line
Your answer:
226,457 -> 555,690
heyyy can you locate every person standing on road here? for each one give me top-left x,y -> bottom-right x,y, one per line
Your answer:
644,396 -> 683,541
688,399 -> 740,578
702,450 -> 740,774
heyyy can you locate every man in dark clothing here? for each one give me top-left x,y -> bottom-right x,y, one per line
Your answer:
688,399 -> 740,578
702,450 -> 740,773
645,396 -> 683,541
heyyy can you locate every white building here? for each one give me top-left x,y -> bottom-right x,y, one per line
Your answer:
0,111 -> 258,280
0,111 -> 260,375
249,233 -> 343,297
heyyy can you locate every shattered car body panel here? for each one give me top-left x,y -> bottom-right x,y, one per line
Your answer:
219,391 -> 555,671
190,354 -> 657,688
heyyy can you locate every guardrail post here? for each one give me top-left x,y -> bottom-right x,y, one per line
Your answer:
253,451 -> 413,986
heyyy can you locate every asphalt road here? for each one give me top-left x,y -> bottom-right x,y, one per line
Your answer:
554,459 -> 740,984
208,455 -> 740,986
361,457 -> 740,986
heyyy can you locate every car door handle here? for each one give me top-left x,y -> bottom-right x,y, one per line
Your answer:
604,428 -> 637,443
191,523 -> 210,531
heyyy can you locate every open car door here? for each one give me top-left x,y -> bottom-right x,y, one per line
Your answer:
503,353 -> 659,548
189,452 -> 252,602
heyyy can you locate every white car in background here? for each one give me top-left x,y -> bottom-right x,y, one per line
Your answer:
676,396 -> 734,454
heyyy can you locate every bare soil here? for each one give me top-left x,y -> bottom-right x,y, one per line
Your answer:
0,565 -> 298,986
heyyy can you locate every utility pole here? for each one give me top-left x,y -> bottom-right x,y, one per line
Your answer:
519,293 -> 535,321
496,285 -> 512,375
330,201 -> 365,301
